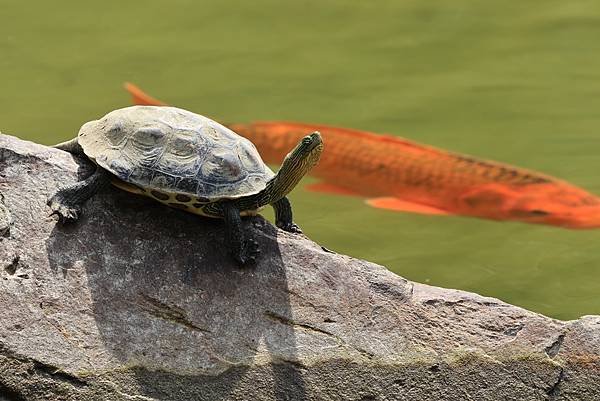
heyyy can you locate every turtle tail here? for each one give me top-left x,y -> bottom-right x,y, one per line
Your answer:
53,138 -> 84,155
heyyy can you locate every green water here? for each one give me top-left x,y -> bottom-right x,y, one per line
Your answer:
3,1 -> 600,320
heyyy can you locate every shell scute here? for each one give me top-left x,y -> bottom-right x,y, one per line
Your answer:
103,121 -> 128,148
128,167 -> 156,185
155,131 -> 206,178
130,127 -> 166,155
109,158 -> 134,181
149,173 -> 178,190
176,177 -> 200,194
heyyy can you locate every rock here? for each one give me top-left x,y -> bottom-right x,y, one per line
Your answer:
0,132 -> 599,401
0,192 -> 11,238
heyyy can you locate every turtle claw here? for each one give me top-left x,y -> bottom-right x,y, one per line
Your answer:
277,221 -> 303,234
47,198 -> 81,224
238,238 -> 260,266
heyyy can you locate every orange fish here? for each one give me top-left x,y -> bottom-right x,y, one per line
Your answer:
124,82 -> 600,229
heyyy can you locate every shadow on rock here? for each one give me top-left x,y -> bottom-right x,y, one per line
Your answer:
46,186 -> 308,400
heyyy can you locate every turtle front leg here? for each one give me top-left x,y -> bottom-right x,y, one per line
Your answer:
272,197 -> 302,234
222,202 -> 260,266
48,167 -> 111,224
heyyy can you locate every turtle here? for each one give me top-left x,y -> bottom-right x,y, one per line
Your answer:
48,105 -> 323,265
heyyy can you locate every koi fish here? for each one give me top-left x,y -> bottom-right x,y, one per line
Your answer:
124,82 -> 600,229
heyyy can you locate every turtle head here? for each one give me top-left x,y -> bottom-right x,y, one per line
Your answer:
266,132 -> 323,203
283,132 -> 324,171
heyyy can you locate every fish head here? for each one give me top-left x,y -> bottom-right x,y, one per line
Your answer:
504,184 -> 600,229
460,183 -> 600,229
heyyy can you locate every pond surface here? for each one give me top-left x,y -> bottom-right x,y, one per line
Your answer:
2,1 -> 600,320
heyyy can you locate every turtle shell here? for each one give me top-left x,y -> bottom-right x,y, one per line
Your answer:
78,106 -> 274,200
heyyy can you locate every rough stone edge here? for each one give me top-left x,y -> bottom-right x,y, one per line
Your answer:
1,133 -> 600,400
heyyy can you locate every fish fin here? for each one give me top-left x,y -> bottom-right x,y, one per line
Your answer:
123,82 -> 167,106
305,182 -> 362,197
459,185 -> 513,208
366,197 -> 451,215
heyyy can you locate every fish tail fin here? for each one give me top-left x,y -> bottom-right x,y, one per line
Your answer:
123,82 -> 166,106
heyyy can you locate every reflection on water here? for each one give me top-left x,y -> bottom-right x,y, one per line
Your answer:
2,1 -> 600,319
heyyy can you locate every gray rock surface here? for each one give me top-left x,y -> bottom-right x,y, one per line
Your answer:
0,191 -> 11,237
0,132 -> 599,400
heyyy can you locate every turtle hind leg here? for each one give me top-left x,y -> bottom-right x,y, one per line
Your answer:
272,197 -> 302,234
222,202 -> 260,266
48,167 -> 111,224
